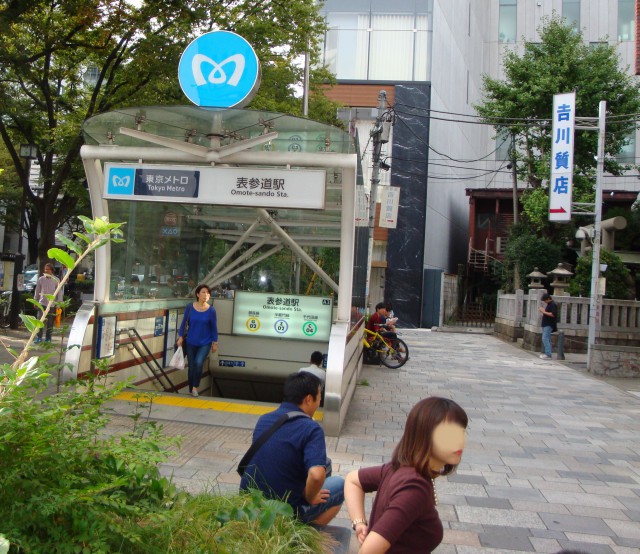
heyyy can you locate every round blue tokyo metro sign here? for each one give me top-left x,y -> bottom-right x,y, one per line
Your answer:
178,31 -> 261,108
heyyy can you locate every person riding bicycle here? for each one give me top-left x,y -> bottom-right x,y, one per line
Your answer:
366,303 -> 398,346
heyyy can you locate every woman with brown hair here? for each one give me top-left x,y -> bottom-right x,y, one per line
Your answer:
176,284 -> 218,397
344,397 -> 468,553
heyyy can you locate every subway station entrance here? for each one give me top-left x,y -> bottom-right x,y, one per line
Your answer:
65,105 -> 368,435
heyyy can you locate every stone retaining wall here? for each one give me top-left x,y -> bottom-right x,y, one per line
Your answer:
589,344 -> 640,377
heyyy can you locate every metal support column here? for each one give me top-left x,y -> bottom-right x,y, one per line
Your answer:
587,100 -> 607,369
587,101 -> 606,371
256,208 -> 339,293
365,91 -> 387,311
337,165 -> 357,322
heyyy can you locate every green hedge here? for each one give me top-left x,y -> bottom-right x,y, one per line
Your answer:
0,362 -> 331,553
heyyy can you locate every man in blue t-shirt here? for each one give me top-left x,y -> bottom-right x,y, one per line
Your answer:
239,373 -> 344,524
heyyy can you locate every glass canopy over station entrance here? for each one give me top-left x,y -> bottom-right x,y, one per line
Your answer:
67,105 -> 366,436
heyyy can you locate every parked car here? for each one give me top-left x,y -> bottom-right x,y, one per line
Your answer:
23,272 -> 38,293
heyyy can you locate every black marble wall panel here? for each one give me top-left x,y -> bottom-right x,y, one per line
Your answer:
386,84 -> 430,328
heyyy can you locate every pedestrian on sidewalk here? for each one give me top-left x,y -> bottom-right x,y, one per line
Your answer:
538,292 -> 558,360
344,397 -> 468,553
176,284 -> 218,397
34,263 -> 63,344
239,372 -> 344,525
298,350 -> 326,386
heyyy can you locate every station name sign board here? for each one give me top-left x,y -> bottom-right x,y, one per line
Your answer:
103,163 -> 325,209
232,291 -> 333,341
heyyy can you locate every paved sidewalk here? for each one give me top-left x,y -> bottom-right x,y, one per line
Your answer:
106,329 -> 639,552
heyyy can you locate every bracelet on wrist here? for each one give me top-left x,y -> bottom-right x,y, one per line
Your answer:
352,518 -> 367,530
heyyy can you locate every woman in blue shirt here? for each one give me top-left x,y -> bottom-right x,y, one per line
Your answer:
177,284 -> 218,396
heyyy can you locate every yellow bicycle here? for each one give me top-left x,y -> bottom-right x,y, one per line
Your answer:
362,327 -> 409,369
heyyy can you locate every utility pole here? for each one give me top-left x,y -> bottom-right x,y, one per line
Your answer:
302,39 -> 310,117
365,91 -> 390,310
510,131 -> 519,225
10,144 -> 36,329
509,131 -> 520,289
587,100 -> 606,370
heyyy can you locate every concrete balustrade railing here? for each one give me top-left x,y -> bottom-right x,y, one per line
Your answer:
496,289 -> 640,352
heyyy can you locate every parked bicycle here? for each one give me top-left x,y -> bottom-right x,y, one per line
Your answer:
0,292 -> 11,328
362,327 -> 409,369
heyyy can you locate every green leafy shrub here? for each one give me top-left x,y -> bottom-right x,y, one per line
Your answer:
0,360 -> 180,553
568,249 -> 634,299
499,223 -> 562,292
71,279 -> 95,293
127,489 -> 335,554
0,216 -> 331,553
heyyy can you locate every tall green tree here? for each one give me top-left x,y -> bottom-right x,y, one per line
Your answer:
0,0 -> 338,267
476,17 -> 640,233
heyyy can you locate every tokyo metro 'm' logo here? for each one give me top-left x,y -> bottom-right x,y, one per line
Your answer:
192,54 -> 245,87
112,175 -> 130,188
179,31 -> 260,108
106,167 -> 134,196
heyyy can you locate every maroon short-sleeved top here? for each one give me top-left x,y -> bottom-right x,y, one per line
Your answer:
359,464 -> 443,553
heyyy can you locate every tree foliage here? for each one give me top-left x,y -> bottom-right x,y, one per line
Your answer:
476,17 -> 640,231
498,222 -> 562,292
0,1 -> 340,266
568,249 -> 634,299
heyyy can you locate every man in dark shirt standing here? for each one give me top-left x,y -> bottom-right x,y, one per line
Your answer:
538,292 -> 558,359
239,373 -> 344,524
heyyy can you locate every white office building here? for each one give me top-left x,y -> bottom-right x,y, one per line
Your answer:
321,0 -> 640,326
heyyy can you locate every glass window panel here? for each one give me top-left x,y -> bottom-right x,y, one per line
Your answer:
107,198 -> 345,301
369,14 -> 415,80
495,130 -> 512,161
324,12 -> 369,80
414,29 -> 430,81
109,201 -> 205,300
618,0 -> 635,41
371,0 -> 415,13
562,0 -> 580,31
499,0 -> 517,43
616,131 -> 636,163
321,0 -> 371,15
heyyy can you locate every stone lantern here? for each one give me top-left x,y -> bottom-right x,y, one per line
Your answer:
547,264 -> 574,296
526,267 -> 546,289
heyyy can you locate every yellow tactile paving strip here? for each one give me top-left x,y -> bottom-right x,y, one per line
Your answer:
114,391 -> 323,421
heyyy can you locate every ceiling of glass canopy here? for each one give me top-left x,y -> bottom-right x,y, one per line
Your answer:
83,105 -> 354,155
88,106 -> 354,250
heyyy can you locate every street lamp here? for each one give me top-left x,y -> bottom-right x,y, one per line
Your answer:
9,144 -> 37,329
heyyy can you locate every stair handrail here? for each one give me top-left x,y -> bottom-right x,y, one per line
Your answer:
118,327 -> 179,393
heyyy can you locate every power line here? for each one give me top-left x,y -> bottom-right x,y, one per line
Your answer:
387,154 -> 513,175
393,101 -> 552,125
398,102 -> 553,123
391,164 -> 504,181
426,202 -> 470,235
393,116 -> 512,180
427,139 -> 506,163
484,160 -> 509,189
390,108 -> 516,166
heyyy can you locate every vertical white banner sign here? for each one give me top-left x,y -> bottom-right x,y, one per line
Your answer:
549,92 -> 576,222
355,185 -> 368,227
379,186 -> 400,229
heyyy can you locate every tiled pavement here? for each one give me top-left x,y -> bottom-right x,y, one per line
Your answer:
108,329 -> 640,553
